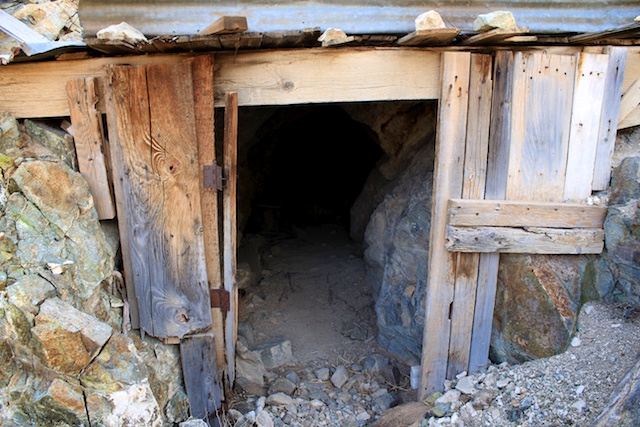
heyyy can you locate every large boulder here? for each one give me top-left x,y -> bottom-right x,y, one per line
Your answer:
603,157 -> 640,306
364,144 -> 434,365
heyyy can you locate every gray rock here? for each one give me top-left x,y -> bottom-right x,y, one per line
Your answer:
331,365 -> 349,389
269,378 -> 297,395
254,337 -> 293,369
363,354 -> 389,374
236,341 -> 267,395
256,409 -> 274,427
266,392 -> 293,407
23,120 -> 77,171
455,376 -> 476,395
6,275 -> 56,321
179,420 -> 209,427
285,371 -> 300,384
315,367 -> 330,381
435,389 -> 460,405
373,391 -> 398,413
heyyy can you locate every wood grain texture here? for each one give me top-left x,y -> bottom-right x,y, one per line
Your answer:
396,29 -> 460,46
618,106 -> 640,130
468,51 -> 513,374
419,51 -> 471,400
180,333 -> 223,420
447,53 -> 493,379
593,47 -> 627,191
108,63 -> 211,339
199,16 -> 248,35
66,77 -> 116,220
446,226 -> 604,254
223,92 -> 238,386
617,78 -> 640,126
190,55 -> 226,372
507,51 -> 577,202
448,199 -> 607,228
564,53 -> 609,201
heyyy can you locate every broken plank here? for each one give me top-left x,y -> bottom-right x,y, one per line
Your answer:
419,51 -> 471,400
593,47 -> 627,191
223,92 -> 238,387
447,53 -> 492,379
200,16 -> 248,35
181,333 -> 223,422
564,53 -> 609,201
460,28 -> 529,46
445,226 -> 605,254
397,28 -> 460,46
66,77 -> 116,220
190,54 -> 226,373
448,199 -> 607,228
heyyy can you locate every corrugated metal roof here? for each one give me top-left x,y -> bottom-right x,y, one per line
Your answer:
80,0 -> 639,37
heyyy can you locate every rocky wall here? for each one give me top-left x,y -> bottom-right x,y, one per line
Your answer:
0,113 -> 190,426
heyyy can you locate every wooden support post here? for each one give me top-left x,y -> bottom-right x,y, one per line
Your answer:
191,55 -> 227,373
447,53 -> 492,378
419,51 -> 471,399
223,92 -> 238,387
66,77 -> 116,220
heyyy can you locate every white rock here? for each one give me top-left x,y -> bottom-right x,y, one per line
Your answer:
435,389 -> 461,404
571,399 -> 586,412
473,11 -> 518,32
331,365 -> 349,388
483,373 -> 497,388
455,376 -> 476,395
256,396 -> 267,411
179,420 -> 208,427
496,378 -> 510,389
318,28 -> 354,47
571,337 -> 582,347
356,411 -> 371,421
455,371 -> 468,379
415,10 -> 446,31
97,22 -> 148,44
255,409 -> 274,427
576,385 -> 585,395
309,399 -> 325,410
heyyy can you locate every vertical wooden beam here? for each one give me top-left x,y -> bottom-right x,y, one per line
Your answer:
468,51 -> 513,373
66,77 -> 116,220
419,51 -> 471,399
180,333 -> 223,423
564,53 -> 609,201
592,47 -> 627,191
191,55 -> 226,373
447,54 -> 493,378
223,92 -> 239,386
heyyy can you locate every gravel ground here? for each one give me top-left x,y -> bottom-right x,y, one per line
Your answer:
222,300 -> 640,427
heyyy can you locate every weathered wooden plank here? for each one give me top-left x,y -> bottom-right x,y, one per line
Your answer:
564,53 -> 609,201
213,48 -> 441,106
419,51 -> 471,400
618,105 -> 640,129
468,50 -> 513,374
448,199 -> 607,228
617,78 -> 640,126
445,226 -> 605,254
144,62 -> 212,338
569,22 -> 640,44
460,28 -> 529,46
199,16 -> 248,35
396,28 -> 460,46
593,47 -> 627,191
447,53 -> 493,379
180,333 -> 223,422
507,51 -> 576,202
66,77 -> 116,220
107,65 -> 155,333
223,92 -> 238,386
190,55 -> 226,373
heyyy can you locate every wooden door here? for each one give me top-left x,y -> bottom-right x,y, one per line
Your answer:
106,55 -> 233,417
419,48 -> 627,399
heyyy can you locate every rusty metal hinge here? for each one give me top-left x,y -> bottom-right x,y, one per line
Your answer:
210,288 -> 230,312
203,164 -> 224,191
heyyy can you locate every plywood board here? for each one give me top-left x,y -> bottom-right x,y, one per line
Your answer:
419,51 -> 471,400
448,199 -> 607,228
66,77 -> 116,220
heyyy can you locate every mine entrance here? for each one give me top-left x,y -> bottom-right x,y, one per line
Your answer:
230,103 -> 386,369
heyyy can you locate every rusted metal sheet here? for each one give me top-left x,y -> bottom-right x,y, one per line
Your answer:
79,0 -> 639,37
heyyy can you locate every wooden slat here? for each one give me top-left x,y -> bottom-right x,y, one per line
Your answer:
447,53 -> 492,379
564,53 -> 609,201
199,16 -> 248,35
446,226 -> 605,254
569,22 -> 640,44
419,51 -> 471,400
396,28 -> 460,46
190,54 -> 226,373
107,63 -> 212,339
468,50 -> 513,374
618,105 -> 640,129
593,47 -> 627,191
180,333 -> 222,420
448,199 -> 607,228
223,92 -> 238,386
105,66 -> 140,329
507,51 -> 576,202
460,28 -> 530,46
213,48 -> 441,106
617,78 -> 640,125
66,77 -> 116,220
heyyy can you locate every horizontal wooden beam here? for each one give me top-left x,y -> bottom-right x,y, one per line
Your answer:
448,199 -> 607,228
445,226 -> 604,254
0,48 -> 441,118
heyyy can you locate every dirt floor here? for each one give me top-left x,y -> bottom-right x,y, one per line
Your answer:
238,223 -> 384,367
